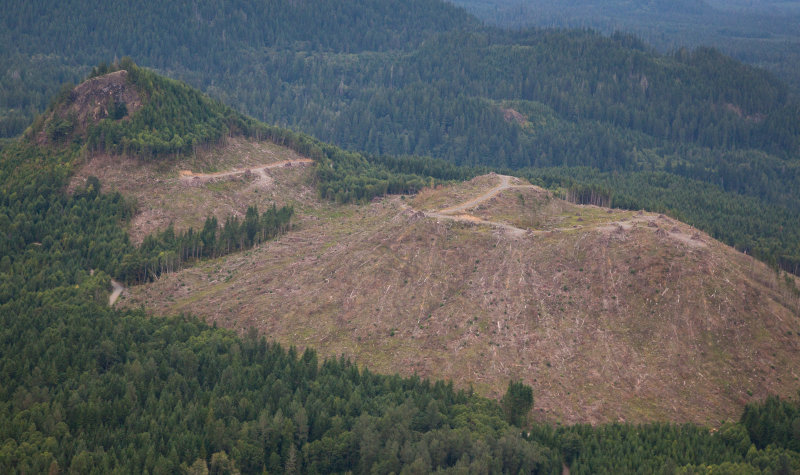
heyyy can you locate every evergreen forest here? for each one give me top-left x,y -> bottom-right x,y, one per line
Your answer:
2,1 -> 800,471
447,0 -> 800,92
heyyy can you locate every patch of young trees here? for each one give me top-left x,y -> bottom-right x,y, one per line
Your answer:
119,204 -> 293,284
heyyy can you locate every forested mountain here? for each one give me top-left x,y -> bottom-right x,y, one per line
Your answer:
3,60 -> 473,290
448,0 -> 800,91
0,0 -> 475,138
2,0 -> 800,274
1,64 -> 799,472
5,0 -> 472,56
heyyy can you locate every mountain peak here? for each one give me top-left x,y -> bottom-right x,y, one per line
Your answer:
31,70 -> 141,146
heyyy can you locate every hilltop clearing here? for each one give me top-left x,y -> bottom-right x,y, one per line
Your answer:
69,137 -> 315,244
119,163 -> 800,425
33,70 -> 142,146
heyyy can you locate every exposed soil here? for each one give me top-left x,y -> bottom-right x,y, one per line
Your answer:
112,146 -> 800,426
178,158 -> 313,183
437,175 -> 520,214
502,107 -> 527,125
410,174 -> 544,237
70,137 -> 314,244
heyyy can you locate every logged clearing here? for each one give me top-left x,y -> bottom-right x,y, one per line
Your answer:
70,137 -> 315,244
109,143 -> 800,426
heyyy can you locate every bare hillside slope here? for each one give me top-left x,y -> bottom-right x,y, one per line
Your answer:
109,153 -> 800,425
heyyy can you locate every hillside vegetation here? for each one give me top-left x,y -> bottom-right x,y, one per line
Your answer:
3,1 -> 800,276
0,72 -> 560,473
36,68 -> 797,427
2,64 -> 800,472
0,0 -> 474,137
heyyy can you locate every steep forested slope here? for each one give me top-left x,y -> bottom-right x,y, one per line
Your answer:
0,0 -> 474,137
5,0 -> 472,56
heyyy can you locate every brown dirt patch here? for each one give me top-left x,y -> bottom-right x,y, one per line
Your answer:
502,107 -> 527,125
70,137 -> 315,243
117,170 -> 800,426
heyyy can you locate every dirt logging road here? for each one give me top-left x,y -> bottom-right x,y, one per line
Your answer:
438,175 -> 527,214
178,159 -> 314,183
427,175 -> 537,237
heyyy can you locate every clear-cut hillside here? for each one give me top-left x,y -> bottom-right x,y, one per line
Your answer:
102,152 -> 800,425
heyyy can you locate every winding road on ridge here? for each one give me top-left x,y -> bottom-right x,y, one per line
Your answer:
423,174 -> 707,246
424,175 -> 538,237
178,159 -> 314,182
438,175 -> 526,214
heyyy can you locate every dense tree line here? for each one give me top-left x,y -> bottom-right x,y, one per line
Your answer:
240,115 -> 475,204
3,2 -> 798,164
192,29 -> 795,168
0,142 -> 295,299
552,419 -> 799,474
741,396 -> 800,453
0,0 -> 475,138
448,0 -> 800,93
2,0 -> 472,59
0,54 -> 90,138
0,297 -> 560,473
0,143 -> 131,303
120,204 -> 293,284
